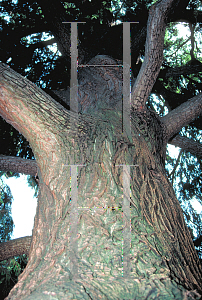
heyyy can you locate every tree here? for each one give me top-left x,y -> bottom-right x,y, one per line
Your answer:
0,173 -> 27,299
0,177 -> 13,243
0,0 -> 202,299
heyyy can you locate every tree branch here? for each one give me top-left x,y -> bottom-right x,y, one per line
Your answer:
168,149 -> 183,185
161,92 -> 202,140
0,236 -> 32,262
131,0 -> 178,111
37,0 -> 89,64
0,62 -> 71,174
159,60 -> 202,78
37,0 -> 71,59
189,22 -> 196,61
169,135 -> 202,159
175,9 -> 202,25
27,38 -> 57,53
1,16 -> 49,48
154,80 -> 186,108
153,80 -> 202,131
0,155 -> 37,176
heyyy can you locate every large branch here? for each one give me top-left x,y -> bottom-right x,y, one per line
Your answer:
0,236 -> 32,262
0,155 -> 37,176
161,92 -> 202,140
160,61 -> 202,79
153,80 -> 202,131
176,9 -> 202,24
0,62 -> 71,173
131,0 -> 178,110
169,135 -> 202,158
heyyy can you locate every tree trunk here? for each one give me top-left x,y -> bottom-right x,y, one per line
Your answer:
1,0 -> 202,294
2,106 -> 202,299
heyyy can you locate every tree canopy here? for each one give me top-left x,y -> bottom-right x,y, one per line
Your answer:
0,0 -> 202,298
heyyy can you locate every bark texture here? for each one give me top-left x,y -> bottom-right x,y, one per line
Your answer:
0,0 -> 202,298
0,155 -> 37,177
131,0 -> 180,110
162,93 -> 202,141
0,237 -> 32,262
1,61 -> 202,299
169,135 -> 202,158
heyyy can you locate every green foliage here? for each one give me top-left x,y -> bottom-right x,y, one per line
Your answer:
27,175 -> 38,197
165,134 -> 202,262
152,9 -> 202,260
0,176 -> 29,298
0,255 -> 28,299
0,178 -> 14,242
0,117 -> 34,159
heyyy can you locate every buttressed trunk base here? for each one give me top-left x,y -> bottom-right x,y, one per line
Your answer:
5,109 -> 202,300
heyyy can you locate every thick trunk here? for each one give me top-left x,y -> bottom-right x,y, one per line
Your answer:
4,109 -> 202,300
1,0 -> 202,291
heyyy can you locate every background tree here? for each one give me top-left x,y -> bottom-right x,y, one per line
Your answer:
0,177 -> 13,243
0,0 -> 202,299
0,175 -> 28,299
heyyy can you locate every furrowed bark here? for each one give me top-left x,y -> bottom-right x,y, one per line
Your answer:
162,92 -> 202,141
131,0 -> 178,111
160,60 -> 202,78
0,155 -> 37,176
169,135 -> 202,158
0,237 -> 32,262
0,62 -> 73,184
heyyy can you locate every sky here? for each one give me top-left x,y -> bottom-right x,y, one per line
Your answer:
2,174 -> 37,239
